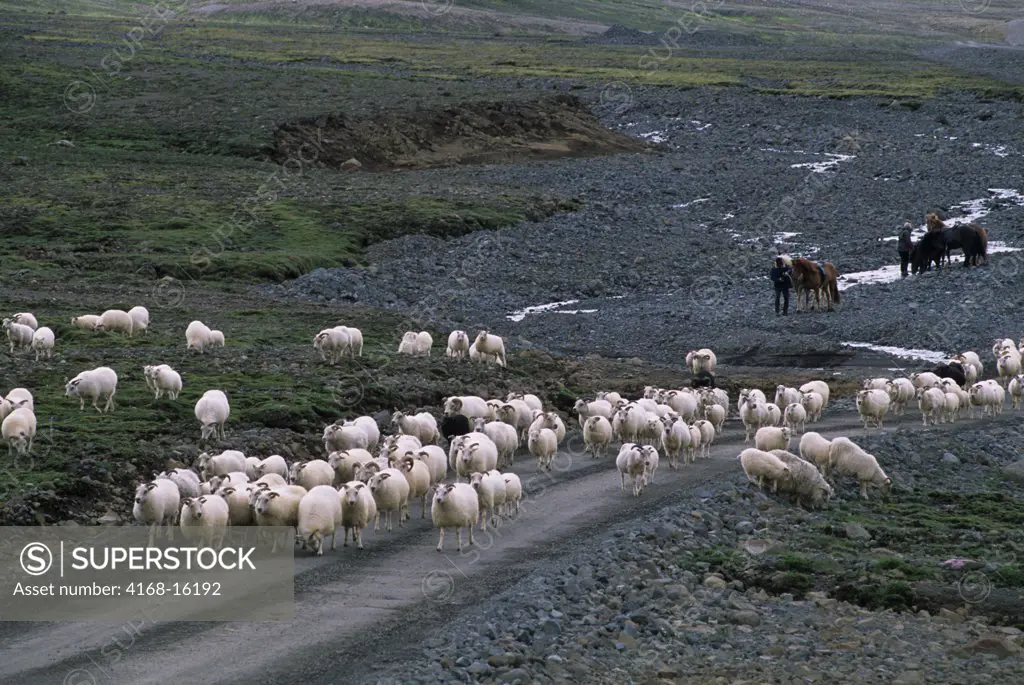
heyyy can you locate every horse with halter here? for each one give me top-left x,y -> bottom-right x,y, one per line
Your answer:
790,257 -> 841,312
912,212 -> 988,272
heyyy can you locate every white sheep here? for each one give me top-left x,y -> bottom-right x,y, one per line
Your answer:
501,472 -> 522,517
771,450 -> 834,509
740,388 -> 768,406
445,330 -> 471,359
507,392 -> 542,412
65,366 -> 118,413
641,414 -> 666,451
208,471 -> 249,493
415,446 -> 448,485
144,364 -> 182,400
457,436 -> 500,480
754,425 -> 791,452
692,419 -> 715,459
194,389 -> 229,441
391,410 -> 439,445
473,330 -> 507,367
381,434 -> 423,464
197,449 -> 247,481
339,480 -> 377,548
472,418 -> 518,467
185,320 -> 213,353
443,395 -> 491,421
884,378 -> 915,416
910,371 -> 942,390
942,391 -> 960,423
612,403 -> 645,444
398,454 -> 432,520
798,431 -> 832,473
800,391 -> 824,423
916,387 -> 946,426
855,388 -> 890,429
798,380 -> 830,407
998,351 -> 1022,387
155,468 -> 201,499
133,479 -> 181,546
4,387 -> 32,411
2,318 -> 33,354
218,484 -> 255,526
827,437 -> 892,499
254,454 -> 289,480
738,448 -> 790,493
71,314 -> 100,330
703,403 -> 725,434
398,331 -> 432,356
583,415 -> 613,459
2,407 -> 35,464
739,398 -> 769,442
616,443 -> 647,496
774,385 -> 801,409
527,427 -> 557,471
127,306 -> 149,334
253,473 -> 287,490
529,411 -> 566,444
862,378 -> 890,390
783,402 -> 807,435
686,348 -> 716,375
1009,374 -> 1024,410
314,327 -> 350,364
968,380 -> 1005,419
323,422 -> 369,453
297,485 -> 342,555
954,351 -> 983,383
686,424 -> 702,464
289,459 -> 335,490
662,417 -> 692,469
254,487 -> 304,551
348,415 -> 381,451
244,457 -> 261,481
639,444 -> 660,485
498,400 -> 533,444
94,309 -> 135,337
595,390 -> 623,406
208,330 -> 225,347
574,398 -> 614,429
30,327 -> 55,361
179,494 -> 230,547
327,448 -> 373,484
469,469 -> 506,531
11,313 -> 38,330
368,468 -> 410,532
431,482 -> 479,552
763,402 -> 783,427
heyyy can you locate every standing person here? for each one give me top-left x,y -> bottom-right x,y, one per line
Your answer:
898,221 -> 913,278
770,257 -> 792,316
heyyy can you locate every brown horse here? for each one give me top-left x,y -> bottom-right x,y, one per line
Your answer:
924,212 -> 988,267
791,257 -> 841,312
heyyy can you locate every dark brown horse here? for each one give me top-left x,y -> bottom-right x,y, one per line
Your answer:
791,257 -> 841,312
920,212 -> 989,268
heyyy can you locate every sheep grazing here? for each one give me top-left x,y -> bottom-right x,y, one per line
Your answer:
398,331 -> 432,357
288,459 -> 335,490
338,480 -> 377,548
133,479 -> 181,546
185,320 -> 213,353
368,468 -> 410,532
527,427 -> 558,471
197,449 -> 247,481
473,330 -> 507,367
583,415 -> 613,459
208,330 -> 225,348
314,327 -> 351,364
94,309 -> 135,337
446,330 -> 471,359
738,448 -> 790,493
2,318 -> 33,354
5,388 -> 33,411
783,403 -> 807,435
2,407 -> 37,465
65,366 -> 118,413
884,378 -> 915,416
127,306 -> 149,335
30,327 -> 55,361
754,425 -> 791,452
143,364 -> 182,400
194,389 -> 229,441
179,494 -> 231,547
297,485 -> 342,556
432,482 -> 479,552
798,431 -> 832,473
855,388 -> 890,429
11,313 -> 38,330
827,437 -> 891,500
798,380 -> 831,407
71,314 -> 101,330
616,443 -> 648,497
770,450 -> 833,510
916,386 -> 946,426
686,348 -> 717,375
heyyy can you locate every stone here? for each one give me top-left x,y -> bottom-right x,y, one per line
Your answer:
97,510 -> 121,525
341,157 -> 362,170
1001,460 -> 1024,484
615,633 -> 636,649
734,520 -> 755,534
942,452 -> 960,464
893,671 -> 924,684
959,635 -> 1021,659
728,610 -> 761,626
467,661 -> 491,676
844,523 -> 871,540
703,575 -> 728,589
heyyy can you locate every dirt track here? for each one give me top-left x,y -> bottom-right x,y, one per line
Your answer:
0,404 -> 1012,685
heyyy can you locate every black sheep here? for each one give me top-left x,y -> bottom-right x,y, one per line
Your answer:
691,370 -> 716,389
932,361 -> 967,388
440,413 -> 472,442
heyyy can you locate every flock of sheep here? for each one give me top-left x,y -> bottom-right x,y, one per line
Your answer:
3,306 -> 1022,557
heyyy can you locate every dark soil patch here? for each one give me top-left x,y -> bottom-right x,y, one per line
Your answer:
268,95 -> 651,171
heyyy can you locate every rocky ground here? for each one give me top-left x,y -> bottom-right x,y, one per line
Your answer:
362,423 -> 1024,685
272,86 -> 1024,366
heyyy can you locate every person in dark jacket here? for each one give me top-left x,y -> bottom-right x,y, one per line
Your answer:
898,221 -> 913,278
769,257 -> 792,315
